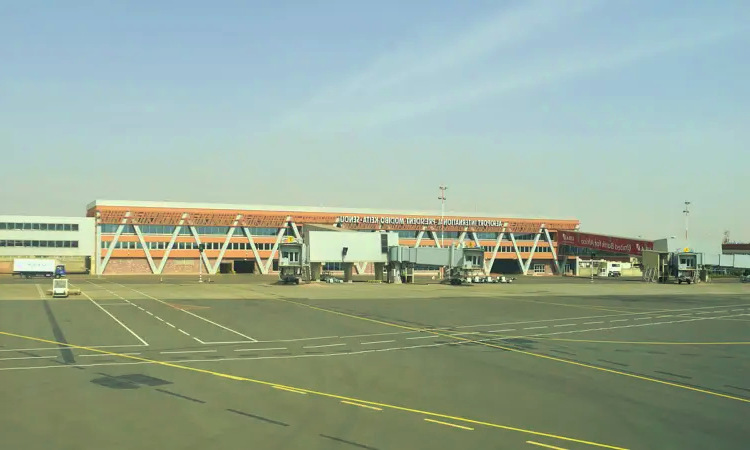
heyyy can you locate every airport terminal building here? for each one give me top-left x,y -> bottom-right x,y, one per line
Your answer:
0,216 -> 96,274
86,200 -> 580,276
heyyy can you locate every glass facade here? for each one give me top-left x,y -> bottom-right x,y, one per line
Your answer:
100,225 -> 283,236
0,240 -> 78,248
481,245 -> 553,253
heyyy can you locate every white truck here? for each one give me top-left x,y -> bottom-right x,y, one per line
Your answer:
598,262 -> 622,277
13,259 -> 65,279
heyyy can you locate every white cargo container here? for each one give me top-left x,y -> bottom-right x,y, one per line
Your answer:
13,259 -> 57,278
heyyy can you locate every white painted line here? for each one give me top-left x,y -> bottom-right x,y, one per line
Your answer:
234,347 -> 287,352
584,322 -> 604,325
35,284 -> 46,300
553,324 -> 575,327
343,331 -> 417,338
82,292 -> 149,346
178,329 -> 190,336
124,286 -> 259,342
696,312 -> 711,315
523,326 -> 547,330
197,340 -> 259,345
3,315 -> 750,373
156,316 -> 164,321
160,350 -> 217,355
511,313 -> 750,341
146,311 -> 153,316
253,335 -> 339,343
731,309 -> 745,312
0,355 -> 59,361
610,319 -> 628,323
79,352 -> 141,358
432,303 -> 750,331
137,307 -> 145,311
657,315 -> 673,318
165,322 -> 176,328
714,310 -> 728,313
243,303 -> 750,344
96,303 -> 133,306
304,343 -> 345,349
192,337 -> 203,344
406,335 -> 438,340
361,340 -> 396,345
634,317 -> 652,320
488,329 -> 516,333
451,332 -> 480,336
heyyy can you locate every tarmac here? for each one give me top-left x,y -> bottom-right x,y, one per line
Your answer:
0,274 -> 748,450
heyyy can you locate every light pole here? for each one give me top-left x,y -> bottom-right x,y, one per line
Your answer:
198,243 -> 205,283
683,201 -> 690,240
438,185 -> 448,248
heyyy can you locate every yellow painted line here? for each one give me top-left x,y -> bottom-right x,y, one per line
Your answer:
424,418 -> 474,430
527,440 -> 568,450
0,331 -> 627,450
341,400 -> 383,411
273,385 -> 307,395
271,298 -> 750,404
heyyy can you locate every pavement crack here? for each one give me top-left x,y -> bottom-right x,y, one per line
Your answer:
154,388 -> 205,403
226,409 -> 289,427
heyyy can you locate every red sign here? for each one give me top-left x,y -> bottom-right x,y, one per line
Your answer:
559,231 -> 653,256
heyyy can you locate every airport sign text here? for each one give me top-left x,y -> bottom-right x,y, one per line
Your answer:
336,216 -> 504,227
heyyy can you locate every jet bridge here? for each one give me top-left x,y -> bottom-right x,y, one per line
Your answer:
387,245 -> 484,284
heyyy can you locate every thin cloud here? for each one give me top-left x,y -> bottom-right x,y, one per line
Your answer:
275,0 -> 601,129
296,25 -> 746,132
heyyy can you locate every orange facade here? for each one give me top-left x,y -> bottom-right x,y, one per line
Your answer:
87,201 -> 580,276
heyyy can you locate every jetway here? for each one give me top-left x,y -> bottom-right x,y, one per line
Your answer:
277,226 -> 485,284
702,253 -> 750,269
387,245 -> 485,284
642,238 -> 750,284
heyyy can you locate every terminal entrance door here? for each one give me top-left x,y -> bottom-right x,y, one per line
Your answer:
233,259 -> 255,274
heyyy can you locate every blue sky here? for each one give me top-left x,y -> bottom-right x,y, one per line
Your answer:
1,1 -> 748,241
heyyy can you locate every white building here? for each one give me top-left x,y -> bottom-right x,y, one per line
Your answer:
0,216 -> 96,274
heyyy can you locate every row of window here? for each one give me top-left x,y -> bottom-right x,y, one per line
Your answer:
558,245 -> 622,258
100,225 -> 284,236
0,240 -> 79,248
98,224 -> 558,241
103,241 -> 279,251
481,245 -> 554,253
0,222 -> 79,232
392,231 -> 555,240
100,239 -> 556,254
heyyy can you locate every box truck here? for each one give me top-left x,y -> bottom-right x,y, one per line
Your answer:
12,259 -> 66,279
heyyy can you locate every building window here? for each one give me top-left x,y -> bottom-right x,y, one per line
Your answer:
533,264 -> 545,273
72,241 -> 78,248
72,224 -> 79,232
